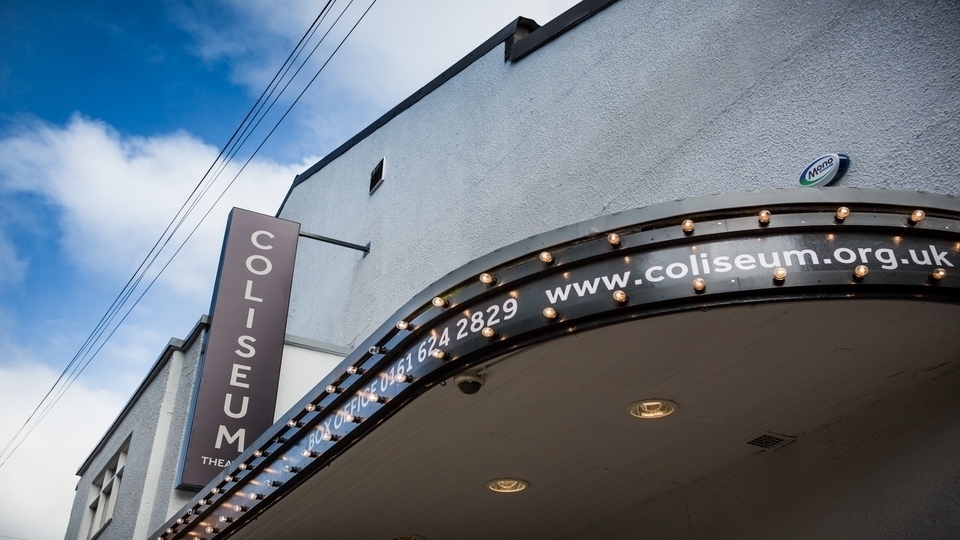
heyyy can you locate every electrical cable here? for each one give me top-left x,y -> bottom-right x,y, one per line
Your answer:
2,3 -> 342,467
0,0 -> 359,471
23,0 -> 381,455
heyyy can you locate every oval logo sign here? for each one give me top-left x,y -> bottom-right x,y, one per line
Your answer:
799,153 -> 849,187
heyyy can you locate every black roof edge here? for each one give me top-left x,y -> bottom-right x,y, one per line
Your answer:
282,17 -> 531,199
76,315 -> 211,476
276,0 -> 620,216
508,0 -> 619,62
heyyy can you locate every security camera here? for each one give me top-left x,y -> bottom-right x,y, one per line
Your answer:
454,372 -> 485,395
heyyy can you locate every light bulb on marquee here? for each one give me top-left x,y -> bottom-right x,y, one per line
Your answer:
835,206 -> 850,221
607,233 -> 621,247
539,251 -> 554,264
681,220 -> 694,233
479,273 -> 496,285
758,210 -> 771,224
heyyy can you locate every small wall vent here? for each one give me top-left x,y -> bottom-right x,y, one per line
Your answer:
747,432 -> 795,450
370,157 -> 385,194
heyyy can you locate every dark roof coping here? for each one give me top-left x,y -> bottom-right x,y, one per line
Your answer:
277,0 -> 620,215
509,0 -> 618,61
76,316 -> 210,476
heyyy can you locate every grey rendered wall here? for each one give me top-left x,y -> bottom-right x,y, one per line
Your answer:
280,0 -> 960,350
63,333 -> 204,540
64,359 -> 171,540
141,335 -> 203,538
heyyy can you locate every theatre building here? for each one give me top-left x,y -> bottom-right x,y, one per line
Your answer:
66,0 -> 960,538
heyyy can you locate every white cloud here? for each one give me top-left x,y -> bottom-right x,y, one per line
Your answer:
0,110 -> 304,536
0,4 -> 586,537
0,114 -> 310,297
0,232 -> 27,288
169,0 -> 581,157
0,113 -> 314,537
0,361 -> 126,540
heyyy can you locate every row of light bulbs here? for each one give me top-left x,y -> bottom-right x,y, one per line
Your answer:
161,442 -> 282,538
421,207 -> 946,323
160,347 -> 412,539
162,204 -> 943,539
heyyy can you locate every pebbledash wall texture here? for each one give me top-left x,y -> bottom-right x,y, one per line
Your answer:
65,319 -> 208,540
67,0 -> 960,538
64,324 -> 348,540
280,0 -> 960,352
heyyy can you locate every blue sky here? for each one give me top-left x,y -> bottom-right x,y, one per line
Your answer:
0,1 -> 579,537
1,1 -> 244,140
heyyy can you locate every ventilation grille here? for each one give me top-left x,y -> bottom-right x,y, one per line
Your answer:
369,157 -> 385,194
747,432 -> 795,450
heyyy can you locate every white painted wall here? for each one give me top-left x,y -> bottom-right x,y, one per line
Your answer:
274,339 -> 350,421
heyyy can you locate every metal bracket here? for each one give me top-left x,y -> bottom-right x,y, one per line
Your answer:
299,231 -> 370,257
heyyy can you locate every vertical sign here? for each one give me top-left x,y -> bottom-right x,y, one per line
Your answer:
178,208 -> 300,489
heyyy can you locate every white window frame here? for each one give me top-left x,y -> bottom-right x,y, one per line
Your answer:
81,440 -> 129,540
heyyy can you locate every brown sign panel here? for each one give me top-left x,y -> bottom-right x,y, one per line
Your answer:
178,208 -> 300,489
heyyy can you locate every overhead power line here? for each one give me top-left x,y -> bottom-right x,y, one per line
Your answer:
0,0 -> 380,471
0,1 -> 339,470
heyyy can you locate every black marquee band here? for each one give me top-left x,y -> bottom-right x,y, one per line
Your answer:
154,187 -> 960,540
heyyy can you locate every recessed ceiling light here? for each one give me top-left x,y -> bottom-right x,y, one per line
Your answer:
627,399 -> 678,419
487,478 -> 529,493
